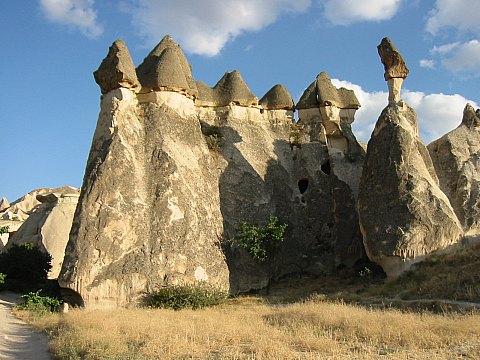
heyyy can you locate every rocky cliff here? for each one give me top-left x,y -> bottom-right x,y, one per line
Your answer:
58,37 -> 367,307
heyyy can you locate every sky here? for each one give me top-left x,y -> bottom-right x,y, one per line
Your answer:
2,0 -> 480,202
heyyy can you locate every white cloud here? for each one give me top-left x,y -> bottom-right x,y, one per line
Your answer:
419,59 -> 435,69
331,79 -> 477,144
128,0 -> 311,57
323,0 -> 402,25
39,0 -> 103,38
430,40 -> 480,76
426,0 -> 480,35
442,40 -> 480,75
403,91 -> 478,142
431,42 -> 459,54
331,79 -> 388,142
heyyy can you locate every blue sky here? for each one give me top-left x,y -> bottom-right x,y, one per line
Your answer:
2,0 -> 480,202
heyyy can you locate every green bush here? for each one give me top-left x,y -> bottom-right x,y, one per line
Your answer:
202,125 -> 223,152
230,216 -> 287,262
0,225 -> 9,234
16,289 -> 62,314
0,243 -> 52,292
143,283 -> 228,310
0,273 -> 6,285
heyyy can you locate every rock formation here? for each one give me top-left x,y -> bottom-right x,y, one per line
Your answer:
6,187 -> 80,278
93,39 -> 140,94
58,36 -> 367,307
358,38 -> 462,278
259,84 -> 294,110
378,37 -> 409,104
428,104 -> 480,236
0,197 -> 9,212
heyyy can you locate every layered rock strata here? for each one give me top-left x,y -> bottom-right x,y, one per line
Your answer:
59,36 -> 367,307
358,38 -> 462,278
428,104 -> 480,236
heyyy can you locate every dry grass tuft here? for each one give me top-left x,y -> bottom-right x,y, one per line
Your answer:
17,298 -> 480,359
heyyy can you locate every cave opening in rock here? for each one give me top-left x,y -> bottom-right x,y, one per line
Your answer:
321,160 -> 331,175
298,178 -> 309,194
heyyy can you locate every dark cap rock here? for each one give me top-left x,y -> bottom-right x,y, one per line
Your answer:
297,72 -> 360,110
93,39 -> 140,94
259,84 -> 294,110
136,35 -> 198,98
196,70 -> 258,107
377,37 -> 409,80
461,103 -> 480,128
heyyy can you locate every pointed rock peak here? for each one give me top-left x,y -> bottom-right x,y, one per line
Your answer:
377,37 -> 409,81
0,197 -> 9,212
462,103 -> 480,128
146,34 -> 179,58
136,35 -> 197,97
296,80 -> 318,109
259,84 -> 294,110
93,39 -> 140,94
298,72 -> 360,110
213,70 -> 258,106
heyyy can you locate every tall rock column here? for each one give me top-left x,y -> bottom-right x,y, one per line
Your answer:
59,38 -> 230,308
358,37 -> 463,278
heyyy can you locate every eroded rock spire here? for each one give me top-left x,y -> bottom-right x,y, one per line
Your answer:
377,37 -> 409,104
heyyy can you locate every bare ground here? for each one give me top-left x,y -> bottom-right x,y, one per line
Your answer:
0,292 -> 50,360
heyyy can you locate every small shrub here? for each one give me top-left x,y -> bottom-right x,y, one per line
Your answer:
230,216 -> 287,262
0,273 -> 6,285
0,225 -> 9,234
16,289 -> 62,315
289,124 -> 303,149
202,125 -> 223,152
143,283 -> 228,310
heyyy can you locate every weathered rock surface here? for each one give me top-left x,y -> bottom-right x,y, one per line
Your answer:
378,37 -> 409,104
377,37 -> 409,81
358,101 -> 463,278
93,39 -> 140,94
259,84 -> 294,110
59,37 -> 368,307
59,88 -> 230,308
0,198 -> 9,212
6,187 -> 79,278
196,71 -> 258,107
428,104 -> 480,236
136,35 -> 198,98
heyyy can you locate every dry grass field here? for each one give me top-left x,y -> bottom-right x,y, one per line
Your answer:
17,296 -> 479,359
15,244 -> 480,359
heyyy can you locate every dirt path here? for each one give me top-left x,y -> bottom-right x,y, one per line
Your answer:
0,292 -> 50,360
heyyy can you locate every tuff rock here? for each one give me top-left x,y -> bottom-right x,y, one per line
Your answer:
358,38 -> 462,278
6,187 -> 80,278
58,37 -> 367,308
259,84 -> 294,110
428,104 -> 480,236
0,197 -> 9,212
93,39 -> 140,94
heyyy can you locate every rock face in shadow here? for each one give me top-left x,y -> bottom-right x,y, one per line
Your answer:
358,101 -> 463,278
6,187 -> 79,279
428,104 -> 480,236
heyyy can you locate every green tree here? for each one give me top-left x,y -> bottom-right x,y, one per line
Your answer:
0,243 -> 52,291
230,216 -> 287,262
